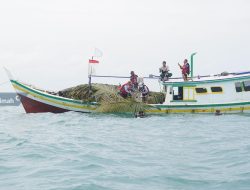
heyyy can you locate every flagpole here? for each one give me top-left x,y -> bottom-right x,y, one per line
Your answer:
88,48 -> 102,97
88,73 -> 92,97
88,56 -> 94,97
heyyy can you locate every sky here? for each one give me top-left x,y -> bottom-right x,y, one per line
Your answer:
0,0 -> 250,92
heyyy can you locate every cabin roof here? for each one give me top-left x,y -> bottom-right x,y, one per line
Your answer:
162,72 -> 250,86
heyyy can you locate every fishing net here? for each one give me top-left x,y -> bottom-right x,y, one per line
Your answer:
59,83 -> 165,113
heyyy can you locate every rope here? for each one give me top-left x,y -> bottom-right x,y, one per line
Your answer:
91,75 -> 160,79
0,81 -> 9,86
91,73 -> 242,80
91,75 -> 130,79
91,74 -> 189,80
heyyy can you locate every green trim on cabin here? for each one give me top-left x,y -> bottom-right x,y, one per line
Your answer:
170,100 -> 197,103
172,84 -> 197,87
11,80 -> 97,106
163,75 -> 250,86
154,101 -> 250,109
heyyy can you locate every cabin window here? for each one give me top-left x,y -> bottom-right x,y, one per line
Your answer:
195,87 -> 207,94
211,87 -> 223,93
243,80 -> 250,91
235,82 -> 242,92
173,87 -> 183,100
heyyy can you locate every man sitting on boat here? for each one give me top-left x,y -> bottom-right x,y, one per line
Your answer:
178,59 -> 190,81
119,81 -> 133,98
130,71 -> 138,90
159,61 -> 172,81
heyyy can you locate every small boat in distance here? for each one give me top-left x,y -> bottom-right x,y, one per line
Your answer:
5,68 -> 250,114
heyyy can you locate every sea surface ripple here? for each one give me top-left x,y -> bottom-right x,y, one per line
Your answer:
1,106 -> 250,190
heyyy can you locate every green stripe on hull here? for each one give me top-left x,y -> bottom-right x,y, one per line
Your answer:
153,101 -> 250,109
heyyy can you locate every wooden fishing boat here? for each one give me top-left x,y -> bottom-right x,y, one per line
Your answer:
6,68 -> 250,114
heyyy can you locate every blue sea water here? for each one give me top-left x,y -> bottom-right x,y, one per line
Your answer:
0,106 -> 250,190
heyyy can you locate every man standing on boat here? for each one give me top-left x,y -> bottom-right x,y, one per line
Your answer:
178,59 -> 190,81
130,71 -> 138,90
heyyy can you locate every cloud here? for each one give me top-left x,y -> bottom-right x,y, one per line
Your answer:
0,0 -> 250,91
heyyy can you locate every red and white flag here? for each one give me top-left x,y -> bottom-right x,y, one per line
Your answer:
89,59 -> 99,64
88,48 -> 102,75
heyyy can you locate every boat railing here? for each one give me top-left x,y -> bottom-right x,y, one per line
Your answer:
91,72 -> 237,81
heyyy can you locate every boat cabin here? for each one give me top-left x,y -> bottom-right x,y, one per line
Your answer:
160,73 -> 250,106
